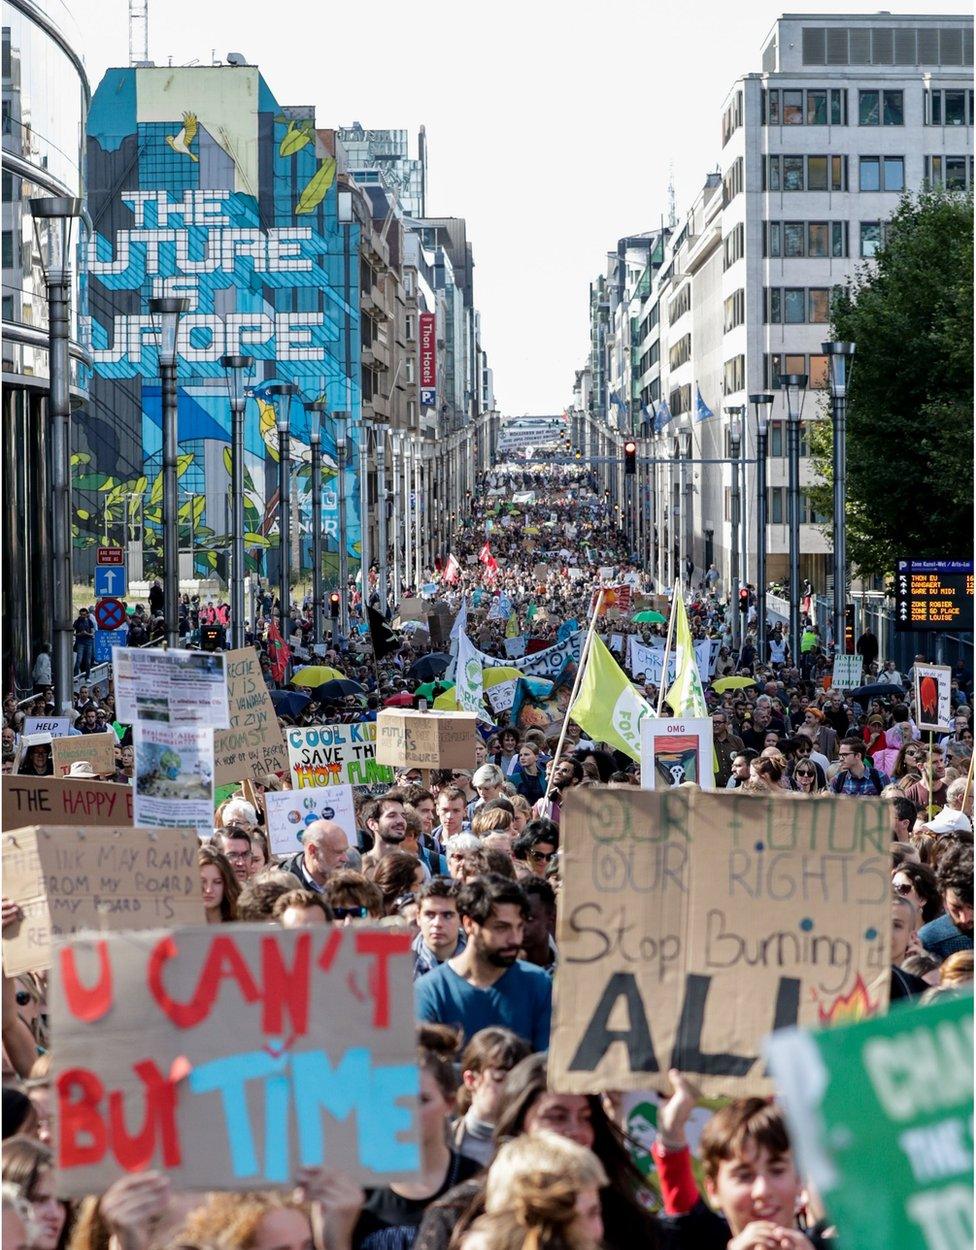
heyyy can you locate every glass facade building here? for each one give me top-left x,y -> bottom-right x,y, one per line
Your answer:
2,0 -> 90,691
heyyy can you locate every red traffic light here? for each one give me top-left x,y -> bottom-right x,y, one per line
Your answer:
738,587 -> 750,612
329,591 -> 341,618
624,440 -> 637,475
624,440 -> 637,454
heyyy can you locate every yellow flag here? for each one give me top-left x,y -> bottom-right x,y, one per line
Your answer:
665,594 -> 708,717
505,611 -> 519,638
570,635 -> 653,761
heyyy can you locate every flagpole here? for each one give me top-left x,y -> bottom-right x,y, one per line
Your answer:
656,581 -> 680,716
545,587 -> 604,800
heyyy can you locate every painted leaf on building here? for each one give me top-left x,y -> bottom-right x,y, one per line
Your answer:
279,120 -> 313,157
295,158 -> 336,214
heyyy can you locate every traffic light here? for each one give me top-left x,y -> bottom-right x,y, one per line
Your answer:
200,624 -> 224,652
738,586 -> 750,614
329,591 -> 341,619
844,603 -> 855,654
624,440 -> 637,475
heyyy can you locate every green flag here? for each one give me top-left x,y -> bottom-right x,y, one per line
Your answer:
570,634 -> 653,760
665,593 -> 708,717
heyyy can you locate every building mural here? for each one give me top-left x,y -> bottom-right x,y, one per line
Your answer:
83,65 -> 361,586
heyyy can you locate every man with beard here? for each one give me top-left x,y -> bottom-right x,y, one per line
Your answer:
919,843 -> 973,959
414,873 -> 551,1048
360,792 -> 410,874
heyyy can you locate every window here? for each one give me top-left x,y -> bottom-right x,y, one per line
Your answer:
765,354 -> 829,392
405,314 -> 415,341
669,334 -> 692,370
722,354 -> 745,395
859,90 -> 880,126
927,155 -> 971,190
668,285 -> 691,323
832,221 -> 848,257
723,157 -> 743,205
764,155 -> 847,191
803,491 -> 830,525
884,156 -> 905,191
722,91 -> 743,145
404,358 -> 415,383
766,222 -> 781,257
669,384 -> 692,416
763,86 -> 845,125
724,288 -> 745,332
858,89 -> 903,126
860,221 -> 882,257
403,271 -> 415,296
765,288 -> 833,324
926,88 -> 973,125
784,222 -> 805,256
808,222 -> 829,257
763,221 -> 849,258
768,487 -> 785,524
723,223 -> 744,270
859,156 -> 880,191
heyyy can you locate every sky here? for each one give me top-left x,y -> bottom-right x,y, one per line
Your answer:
75,0 -> 974,415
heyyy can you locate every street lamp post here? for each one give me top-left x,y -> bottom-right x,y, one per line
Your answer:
148,295 -> 190,649
358,420 -> 372,607
303,400 -> 328,645
389,430 -> 401,604
376,428 -> 389,615
781,373 -> 808,668
30,196 -> 82,711
823,341 -> 856,658
333,411 -> 350,634
267,382 -> 297,661
749,392 -> 774,664
220,354 -> 254,650
727,408 -> 743,652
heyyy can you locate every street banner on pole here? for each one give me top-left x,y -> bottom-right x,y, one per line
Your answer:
549,787 -> 891,1097
50,925 -> 420,1196
1,825 -> 202,975
766,993 -> 973,1250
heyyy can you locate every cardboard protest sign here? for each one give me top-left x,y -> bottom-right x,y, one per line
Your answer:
766,993 -> 973,1250
375,710 -> 479,770
287,722 -> 394,789
830,654 -> 864,692
549,787 -> 891,1098
640,718 -> 715,790
24,717 -> 71,738
52,731 -> 117,778
1,826 -> 202,975
114,647 -> 229,727
51,925 -> 420,1196
2,775 -> 133,828
395,597 -> 426,622
913,662 -> 952,733
213,648 -> 288,785
265,784 -> 357,856
134,724 -> 214,838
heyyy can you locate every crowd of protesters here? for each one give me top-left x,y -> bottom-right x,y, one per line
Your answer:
2,460 -> 972,1250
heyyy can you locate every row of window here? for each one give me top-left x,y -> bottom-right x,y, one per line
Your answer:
722,90 -> 744,146
761,86 -> 973,129
724,288 -> 745,332
723,158 -> 744,206
637,339 -> 660,376
723,420 -> 816,460
764,220 -> 848,258
800,24 -> 973,70
927,88 -> 975,127
724,223 -> 745,270
723,354 -> 746,395
924,154 -> 973,190
762,87 -> 849,126
669,383 -> 692,417
765,353 -> 830,392
723,488 -> 826,525
669,333 -> 692,371
764,286 -> 837,324
668,284 -> 691,323
764,154 -> 848,192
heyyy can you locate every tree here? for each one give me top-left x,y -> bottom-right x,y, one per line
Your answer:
808,188 -> 973,579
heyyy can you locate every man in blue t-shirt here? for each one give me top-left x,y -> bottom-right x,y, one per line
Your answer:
414,873 -> 551,1050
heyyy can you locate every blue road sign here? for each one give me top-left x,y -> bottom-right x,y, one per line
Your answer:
94,625 -> 129,663
94,564 -> 127,597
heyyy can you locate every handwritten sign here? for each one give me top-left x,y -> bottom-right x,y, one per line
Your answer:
52,732 -> 117,778
51,925 -> 420,1196
2,775 -> 133,828
24,717 -> 71,738
1,826 -> 202,975
375,711 -> 479,770
213,648 -> 287,785
549,788 -> 891,1098
287,722 -> 394,789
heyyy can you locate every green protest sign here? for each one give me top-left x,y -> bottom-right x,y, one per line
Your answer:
766,993 -> 973,1250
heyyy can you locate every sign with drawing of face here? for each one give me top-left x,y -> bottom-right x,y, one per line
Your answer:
639,718 -> 714,790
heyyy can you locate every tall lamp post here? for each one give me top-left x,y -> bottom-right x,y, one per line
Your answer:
333,411 -> 350,634
749,392 -> 774,664
148,295 -> 189,649
267,382 -> 297,657
30,196 -> 81,711
726,407 -> 743,652
358,420 -> 372,607
376,428 -> 389,614
220,354 -> 254,649
303,400 -> 328,645
780,373 -> 808,667
823,341 -> 856,657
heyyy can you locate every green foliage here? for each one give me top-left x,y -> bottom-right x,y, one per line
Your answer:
809,188 -> 974,579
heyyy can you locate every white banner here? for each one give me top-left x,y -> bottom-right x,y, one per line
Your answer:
627,638 -> 713,686
516,632 -> 583,679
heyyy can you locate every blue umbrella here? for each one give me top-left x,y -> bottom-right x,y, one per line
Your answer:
408,653 -> 451,681
269,689 -> 310,718
314,678 -> 367,701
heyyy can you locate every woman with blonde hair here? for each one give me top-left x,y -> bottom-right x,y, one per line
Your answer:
459,1132 -> 607,1250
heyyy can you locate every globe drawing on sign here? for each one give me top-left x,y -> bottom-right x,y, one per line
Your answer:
287,809 -> 302,825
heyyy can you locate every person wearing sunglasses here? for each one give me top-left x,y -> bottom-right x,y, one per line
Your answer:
512,819 -> 559,879
790,760 -> 825,794
891,861 -> 942,925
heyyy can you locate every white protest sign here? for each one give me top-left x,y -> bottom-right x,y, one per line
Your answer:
287,722 -> 394,788
133,723 -> 214,838
640,718 -> 715,790
24,718 -> 71,738
115,648 -> 229,727
831,655 -> 864,692
485,679 -> 518,715
264,784 -> 357,855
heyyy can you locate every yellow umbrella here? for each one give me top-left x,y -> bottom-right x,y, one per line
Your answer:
482,666 -> 523,688
711,676 -> 756,693
292,665 -> 345,686
433,688 -> 460,711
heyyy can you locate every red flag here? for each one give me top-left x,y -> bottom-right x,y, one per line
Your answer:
479,542 -> 493,565
443,554 -> 461,585
267,617 -> 291,684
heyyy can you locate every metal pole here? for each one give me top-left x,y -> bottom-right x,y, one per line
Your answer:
310,434 -> 323,644
162,359 -> 180,650
358,421 -> 371,607
739,423 -> 749,597
750,393 -> 773,666
787,412 -> 802,667
402,438 -> 412,593
377,431 -> 389,614
47,271 -> 73,710
730,427 -> 741,652
278,424 -> 291,656
415,446 -> 424,586
336,418 -> 349,635
390,433 -> 401,604
825,342 -> 855,659
230,390 -> 246,650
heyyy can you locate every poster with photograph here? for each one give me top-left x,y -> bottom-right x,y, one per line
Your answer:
913,662 -> 952,733
640,717 -> 714,790
115,648 -> 229,727
264,784 -> 357,856
134,723 -> 214,837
